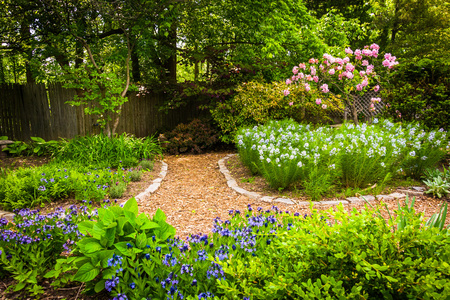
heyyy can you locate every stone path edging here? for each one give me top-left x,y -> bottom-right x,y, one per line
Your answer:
133,161 -> 168,204
0,161 -> 168,220
218,154 -> 415,206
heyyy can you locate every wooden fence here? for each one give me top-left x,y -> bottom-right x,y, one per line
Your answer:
0,83 -> 207,141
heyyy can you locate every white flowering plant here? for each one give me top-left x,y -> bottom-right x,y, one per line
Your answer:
235,119 -> 449,200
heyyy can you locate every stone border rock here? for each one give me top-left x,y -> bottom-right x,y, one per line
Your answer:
0,161 -> 168,220
133,161 -> 168,204
219,154 -> 409,206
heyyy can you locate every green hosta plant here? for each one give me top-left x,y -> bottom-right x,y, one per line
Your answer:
46,198 -> 176,295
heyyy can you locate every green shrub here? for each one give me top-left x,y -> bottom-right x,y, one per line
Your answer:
211,80 -> 340,143
381,58 -> 450,130
162,118 -> 220,155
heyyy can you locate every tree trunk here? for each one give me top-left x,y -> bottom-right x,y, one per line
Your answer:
351,102 -> 359,125
131,35 -> 141,83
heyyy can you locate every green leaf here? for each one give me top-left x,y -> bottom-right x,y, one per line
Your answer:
73,262 -> 100,282
13,282 -> 26,291
154,208 -> 166,222
84,241 -> 103,254
136,232 -> 147,248
77,221 -> 94,234
95,279 -> 106,293
98,208 -> 115,226
123,197 -> 138,215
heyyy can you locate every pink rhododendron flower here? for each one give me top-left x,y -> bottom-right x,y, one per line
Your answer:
320,84 -> 329,93
313,76 -> 319,83
343,57 -> 350,63
370,43 -> 380,50
337,66 -> 343,71
289,102 -> 293,106
362,49 -> 372,56
283,89 -> 290,96
359,70 -> 366,77
316,98 -> 322,105
335,58 -> 344,65
329,69 -> 335,75
298,73 -> 305,79
384,53 -> 392,60
345,47 -> 353,55
299,63 -> 306,70
304,83 -> 310,92
362,60 -> 369,66
382,60 -> 390,67
322,104 -> 327,109
346,72 -> 354,79
370,103 -> 375,111
346,63 -> 355,72
310,66 -> 316,76
306,75 -> 313,81
286,78 -> 292,85
356,55 -> 363,60
374,85 -> 380,92
356,84 -> 363,91
371,97 -> 381,103
355,49 -> 362,56
292,66 -> 299,74
367,64 -> 374,71
361,78 -> 368,87
371,49 -> 378,58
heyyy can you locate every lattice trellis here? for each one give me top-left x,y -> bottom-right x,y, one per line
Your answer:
328,90 -> 385,120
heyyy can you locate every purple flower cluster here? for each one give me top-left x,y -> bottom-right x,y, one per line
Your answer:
105,276 -> 120,292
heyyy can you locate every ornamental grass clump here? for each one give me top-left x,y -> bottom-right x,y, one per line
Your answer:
55,133 -> 161,168
236,119 -> 449,199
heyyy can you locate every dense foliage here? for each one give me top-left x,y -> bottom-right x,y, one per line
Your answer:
381,58 -> 450,130
211,80 -> 338,143
2,198 -> 449,299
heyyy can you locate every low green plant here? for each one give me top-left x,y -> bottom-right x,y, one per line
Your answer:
0,205 -> 95,295
109,182 -> 127,199
138,159 -> 154,171
128,169 -> 142,182
0,163 -> 128,209
424,175 -> 450,198
3,141 -> 30,156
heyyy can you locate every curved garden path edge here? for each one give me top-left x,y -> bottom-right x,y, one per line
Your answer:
218,153 -> 422,206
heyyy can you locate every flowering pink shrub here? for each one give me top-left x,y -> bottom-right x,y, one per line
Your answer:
284,44 -> 399,124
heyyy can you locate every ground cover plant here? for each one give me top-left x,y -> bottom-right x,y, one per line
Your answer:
236,119 -> 449,200
0,163 -> 145,210
3,197 -> 449,299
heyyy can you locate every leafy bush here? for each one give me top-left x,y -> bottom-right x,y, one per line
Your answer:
128,169 -> 142,182
0,205 -> 96,295
47,198 -> 177,296
162,118 -> 221,155
109,182 -> 127,198
381,58 -> 450,130
236,119 -> 449,199
211,80 -> 339,143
